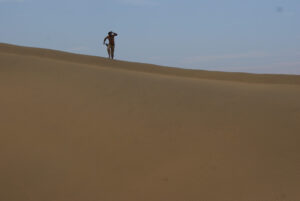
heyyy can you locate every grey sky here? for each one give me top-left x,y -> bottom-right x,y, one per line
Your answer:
1,0 -> 299,74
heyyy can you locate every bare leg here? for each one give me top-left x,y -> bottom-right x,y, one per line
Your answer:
107,46 -> 111,59
111,46 -> 115,59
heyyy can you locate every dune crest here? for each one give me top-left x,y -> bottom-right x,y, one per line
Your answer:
1,43 -> 300,201
1,43 -> 300,85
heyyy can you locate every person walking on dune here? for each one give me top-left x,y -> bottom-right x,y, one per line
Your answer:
103,31 -> 118,59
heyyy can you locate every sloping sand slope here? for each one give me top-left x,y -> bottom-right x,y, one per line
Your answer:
1,43 -> 300,201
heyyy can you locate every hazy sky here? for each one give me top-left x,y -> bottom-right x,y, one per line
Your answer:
1,0 -> 300,74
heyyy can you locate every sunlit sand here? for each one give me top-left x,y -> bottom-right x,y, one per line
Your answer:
1,43 -> 300,201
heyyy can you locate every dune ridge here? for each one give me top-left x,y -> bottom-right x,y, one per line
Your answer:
1,43 -> 300,85
1,43 -> 300,201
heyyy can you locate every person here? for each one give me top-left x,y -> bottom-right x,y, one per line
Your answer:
103,31 -> 118,59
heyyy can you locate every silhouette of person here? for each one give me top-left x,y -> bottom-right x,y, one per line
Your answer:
103,31 -> 118,59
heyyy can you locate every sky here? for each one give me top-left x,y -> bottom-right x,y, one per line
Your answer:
1,0 -> 300,74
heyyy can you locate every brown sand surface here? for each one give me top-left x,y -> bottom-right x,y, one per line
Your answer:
1,43 -> 300,201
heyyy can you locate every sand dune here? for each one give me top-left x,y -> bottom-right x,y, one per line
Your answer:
1,43 -> 300,201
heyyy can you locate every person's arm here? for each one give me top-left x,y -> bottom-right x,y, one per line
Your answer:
113,32 -> 118,36
103,36 -> 108,45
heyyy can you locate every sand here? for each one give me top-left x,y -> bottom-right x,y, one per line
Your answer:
1,43 -> 300,201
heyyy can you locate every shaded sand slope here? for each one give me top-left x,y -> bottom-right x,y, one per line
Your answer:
1,43 -> 300,201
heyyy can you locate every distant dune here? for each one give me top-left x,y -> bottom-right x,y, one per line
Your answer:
1,43 -> 300,201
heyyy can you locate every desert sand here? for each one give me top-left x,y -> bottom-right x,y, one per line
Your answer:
1,43 -> 300,201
